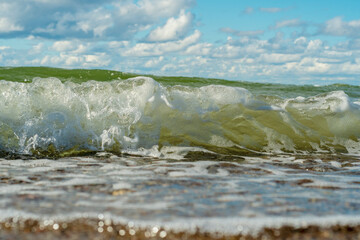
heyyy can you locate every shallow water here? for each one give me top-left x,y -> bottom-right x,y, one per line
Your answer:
0,69 -> 359,157
1,153 -> 360,234
0,67 -> 360,236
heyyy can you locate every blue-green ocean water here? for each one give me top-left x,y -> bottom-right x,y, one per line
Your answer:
0,67 -> 359,157
1,67 -> 360,237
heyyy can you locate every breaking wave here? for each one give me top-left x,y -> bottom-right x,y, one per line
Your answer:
0,75 -> 359,157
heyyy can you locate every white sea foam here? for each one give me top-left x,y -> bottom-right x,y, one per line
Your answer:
282,90 -> 354,112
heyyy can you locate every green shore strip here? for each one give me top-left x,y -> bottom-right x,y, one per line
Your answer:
0,66 -> 359,98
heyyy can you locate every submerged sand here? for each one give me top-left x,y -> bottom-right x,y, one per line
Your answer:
1,218 -> 360,240
1,153 -> 360,239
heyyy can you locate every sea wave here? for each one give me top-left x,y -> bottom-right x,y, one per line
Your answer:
0,76 -> 359,157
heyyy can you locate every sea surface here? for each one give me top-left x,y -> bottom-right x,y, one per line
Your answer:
0,67 -> 360,237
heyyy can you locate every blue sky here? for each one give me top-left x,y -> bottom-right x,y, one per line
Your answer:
0,0 -> 360,85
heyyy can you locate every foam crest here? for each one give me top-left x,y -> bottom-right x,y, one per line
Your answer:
282,91 -> 356,113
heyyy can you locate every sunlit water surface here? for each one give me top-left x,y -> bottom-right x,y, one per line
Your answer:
1,153 -> 360,235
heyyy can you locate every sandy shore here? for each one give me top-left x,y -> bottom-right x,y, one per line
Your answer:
1,218 -> 360,240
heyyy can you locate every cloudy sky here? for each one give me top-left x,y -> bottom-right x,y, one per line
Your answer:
0,0 -> 360,85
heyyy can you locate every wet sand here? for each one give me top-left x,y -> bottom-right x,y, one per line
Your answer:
2,218 -> 360,240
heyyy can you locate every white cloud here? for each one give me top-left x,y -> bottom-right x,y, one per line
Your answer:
29,43 -> 45,54
52,41 -> 76,52
145,56 -> 164,68
323,17 -> 360,37
323,17 -> 346,36
161,63 -> 177,72
0,0 -> 195,39
306,39 -> 323,51
83,53 -> 111,67
146,10 -> 193,42
323,50 -> 352,58
108,41 -> 130,49
111,0 -> 195,39
341,61 -> 360,74
123,30 -> 201,56
116,0 -> 194,20
274,19 -> 302,29
0,46 -> 10,50
76,8 -> 113,37
212,44 -> 241,58
294,37 -> 307,45
0,3 -> 23,33
260,53 -> 301,63
51,40 -> 89,54
298,58 -> 331,73
0,17 -> 23,33
212,37 -> 267,58
185,43 -> 213,55
40,52 -> 110,68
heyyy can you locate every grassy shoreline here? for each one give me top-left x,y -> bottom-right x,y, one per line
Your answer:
1,66 -> 359,98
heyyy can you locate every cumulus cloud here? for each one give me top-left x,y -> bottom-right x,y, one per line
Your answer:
0,46 -> 10,50
322,17 -> 360,37
146,10 -> 193,42
306,39 -> 323,51
75,8 -> 113,37
0,17 -> 23,33
1,2 -> 360,85
52,41 -> 78,52
185,43 -> 213,55
0,2 -> 23,33
212,37 -> 267,59
160,30 -> 360,83
40,52 -> 110,68
108,41 -> 130,49
123,30 -> 201,56
145,56 -> 164,68
28,43 -> 45,55
115,0 -> 195,20
259,53 -> 301,63
0,0 -> 195,39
